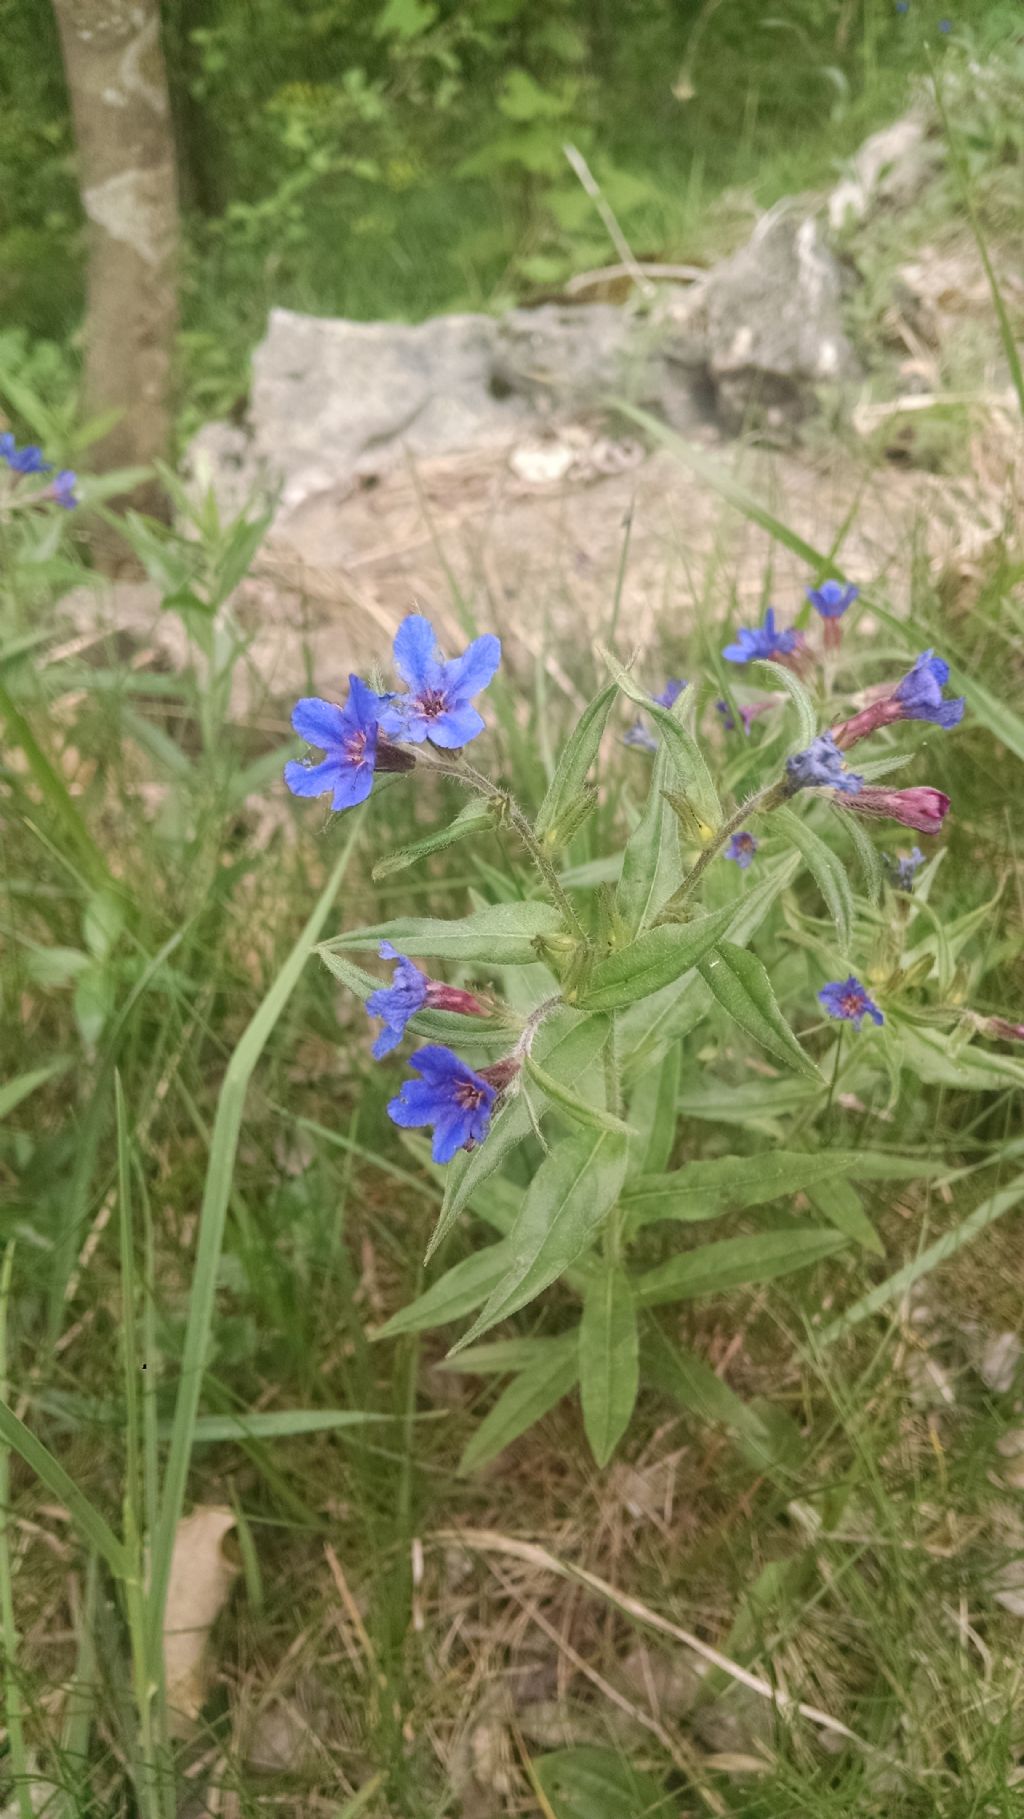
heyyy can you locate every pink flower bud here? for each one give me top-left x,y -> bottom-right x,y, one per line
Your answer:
477,1055 -> 521,1092
979,1016 -> 1024,1043
424,982 -> 490,1018
831,699 -> 904,749
838,785 -> 951,835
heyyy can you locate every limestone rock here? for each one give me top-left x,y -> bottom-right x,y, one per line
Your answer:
699,209 -> 859,432
828,114 -> 938,232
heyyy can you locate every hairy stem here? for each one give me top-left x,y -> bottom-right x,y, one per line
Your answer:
657,780 -> 786,921
425,751 -> 588,941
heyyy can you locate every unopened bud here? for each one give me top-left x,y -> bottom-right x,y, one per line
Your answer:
541,785 -> 598,850
662,790 -> 716,844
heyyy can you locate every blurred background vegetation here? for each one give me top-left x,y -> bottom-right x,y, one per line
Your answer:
3,0 -> 1016,429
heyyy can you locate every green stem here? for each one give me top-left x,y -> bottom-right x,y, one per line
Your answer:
658,781 -> 786,922
0,1248 -> 34,1819
426,752 -> 588,941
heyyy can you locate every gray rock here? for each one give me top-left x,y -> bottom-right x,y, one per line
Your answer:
699,209 -> 859,432
493,302 -> 637,407
248,306 -> 529,505
828,113 -> 938,232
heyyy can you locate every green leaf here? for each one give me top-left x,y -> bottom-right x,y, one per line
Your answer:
614,745 -> 680,937
674,1076 -> 817,1126
26,945 -> 90,988
841,811 -> 884,904
83,888 -> 125,961
776,806 -> 854,949
820,1168 -> 1024,1346
622,1149 -> 858,1225
579,904 -> 735,1011
599,647 -> 720,829
637,1228 -> 848,1305
73,966 -> 113,1048
534,1746 -> 666,1818
579,1267 -> 639,1467
375,1241 -> 513,1340
806,1179 -> 883,1255
628,1040 -> 681,1177
0,1062 -> 68,1121
430,1013 -> 610,1253
642,1326 -> 787,1471
371,799 -> 494,880
438,1336 -> 569,1376
320,900 -> 565,967
184,1409 -> 405,1443
523,1054 -> 633,1137
753,658 -> 818,750
699,941 -> 820,1078
458,1334 -> 579,1474
534,684 -> 618,844
453,1130 -> 630,1350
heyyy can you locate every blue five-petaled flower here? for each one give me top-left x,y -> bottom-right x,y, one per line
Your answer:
807,580 -> 859,620
819,977 -> 884,1028
722,608 -> 799,665
786,731 -> 863,794
893,651 -> 965,729
284,675 -> 384,811
725,830 -> 758,869
378,613 -> 501,748
387,1045 -> 497,1164
0,432 -> 50,476
366,941 -> 429,1058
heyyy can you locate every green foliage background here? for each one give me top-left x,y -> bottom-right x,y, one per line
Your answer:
2,0 -> 1014,422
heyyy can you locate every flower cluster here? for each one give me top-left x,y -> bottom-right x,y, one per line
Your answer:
786,731 -> 863,796
285,614 -> 500,812
287,615 -> 519,1163
0,432 -> 78,510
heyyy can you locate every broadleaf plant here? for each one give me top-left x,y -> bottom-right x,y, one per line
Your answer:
286,594 -> 988,1468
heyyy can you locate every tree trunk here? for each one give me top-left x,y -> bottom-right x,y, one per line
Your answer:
52,0 -> 180,525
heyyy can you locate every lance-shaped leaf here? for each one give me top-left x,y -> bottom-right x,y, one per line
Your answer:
534,684 -> 618,844
637,1227 -> 848,1305
578,903 -> 735,1011
320,900 -> 566,967
699,941 -> 821,1078
599,645 -> 720,828
458,1333 -> 580,1474
372,798 -> 494,880
452,1129 -> 629,1351
775,806 -> 854,951
622,1149 -> 859,1226
579,1266 -> 639,1466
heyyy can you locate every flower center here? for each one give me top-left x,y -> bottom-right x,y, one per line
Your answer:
344,730 -> 368,766
418,688 -> 448,719
453,1080 -> 486,1112
840,992 -> 864,1018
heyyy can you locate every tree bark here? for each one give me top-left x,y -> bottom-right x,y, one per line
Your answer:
52,0 -> 180,522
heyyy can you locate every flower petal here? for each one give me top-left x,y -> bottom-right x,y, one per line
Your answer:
393,614 -> 443,692
284,756 -> 347,800
407,1044 -> 467,1083
426,703 -> 486,748
443,633 -> 501,700
291,697 -> 348,750
347,673 -> 385,731
328,762 -> 375,811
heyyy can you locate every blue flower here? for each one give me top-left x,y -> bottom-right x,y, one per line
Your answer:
938,17 -> 951,30
0,433 -> 51,477
785,731 -> 863,794
819,977 -> 884,1028
892,650 -> 965,730
284,676 -> 384,811
884,847 -> 925,892
623,720 -> 658,752
366,941 -> 429,1058
49,470 -> 78,510
653,678 -> 686,707
722,608 -> 799,665
807,579 -> 859,620
377,614 -> 500,748
387,1045 -> 497,1163
725,830 -> 758,869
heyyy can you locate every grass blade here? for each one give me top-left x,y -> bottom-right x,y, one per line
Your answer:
147,812 -> 365,1656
